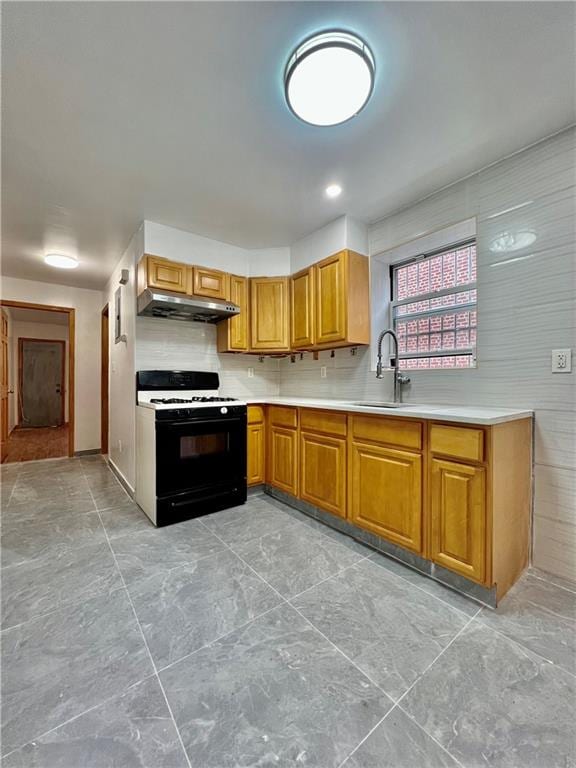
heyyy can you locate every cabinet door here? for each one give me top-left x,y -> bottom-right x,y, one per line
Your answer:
430,458 -> 486,583
350,441 -> 422,552
300,432 -> 346,517
315,252 -> 346,345
217,275 -> 248,352
291,267 -> 315,348
250,277 -> 290,351
247,423 -> 265,486
146,256 -> 188,294
192,267 -> 229,300
269,425 -> 298,496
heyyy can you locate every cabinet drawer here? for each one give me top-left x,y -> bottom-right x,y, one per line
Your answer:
192,267 -> 229,300
247,405 -> 265,424
300,409 -> 347,438
430,424 -> 484,462
269,405 -> 298,429
351,415 -> 422,450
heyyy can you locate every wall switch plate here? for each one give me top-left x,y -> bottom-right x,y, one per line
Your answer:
247,367 -> 254,378
552,349 -> 572,373
320,366 -> 327,378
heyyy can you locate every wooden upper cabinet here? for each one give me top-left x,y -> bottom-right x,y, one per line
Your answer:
250,277 -> 290,352
192,267 -> 229,300
430,458 -> 486,583
217,274 -> 249,352
350,441 -> 422,553
144,255 -> 189,295
315,250 -> 370,348
291,267 -> 315,348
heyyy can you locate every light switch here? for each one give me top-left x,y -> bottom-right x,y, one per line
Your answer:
320,366 -> 327,378
552,349 -> 572,373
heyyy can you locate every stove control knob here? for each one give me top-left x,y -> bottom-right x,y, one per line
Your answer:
220,406 -> 228,414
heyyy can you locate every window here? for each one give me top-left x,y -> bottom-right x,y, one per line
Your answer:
391,240 -> 477,370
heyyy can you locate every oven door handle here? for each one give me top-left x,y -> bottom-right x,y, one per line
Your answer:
157,417 -> 244,429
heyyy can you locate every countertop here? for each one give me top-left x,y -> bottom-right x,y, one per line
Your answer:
243,397 -> 533,425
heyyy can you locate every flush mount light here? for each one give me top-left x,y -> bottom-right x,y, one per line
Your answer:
325,183 -> 342,198
284,30 -> 375,126
489,231 -> 536,253
44,253 -> 79,269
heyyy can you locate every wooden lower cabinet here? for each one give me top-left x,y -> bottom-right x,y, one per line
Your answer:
269,425 -> 298,496
350,441 -> 422,553
247,423 -> 265,486
430,458 -> 486,583
300,431 -> 346,517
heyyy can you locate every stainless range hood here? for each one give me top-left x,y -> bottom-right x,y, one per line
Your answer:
137,289 -> 240,323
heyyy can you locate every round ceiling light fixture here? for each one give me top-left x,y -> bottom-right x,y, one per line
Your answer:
325,183 -> 342,198
284,30 -> 375,126
44,253 -> 79,269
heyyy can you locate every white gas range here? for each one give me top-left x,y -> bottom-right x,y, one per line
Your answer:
135,370 -> 247,526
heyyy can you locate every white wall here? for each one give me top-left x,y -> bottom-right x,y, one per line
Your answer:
279,127 -> 576,583
9,320 -> 70,426
0,276 -> 103,452
104,225 -> 143,490
290,215 -> 368,272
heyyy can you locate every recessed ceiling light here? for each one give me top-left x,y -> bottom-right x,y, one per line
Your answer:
44,253 -> 79,269
325,184 -> 342,199
284,30 -> 375,126
489,231 -> 536,253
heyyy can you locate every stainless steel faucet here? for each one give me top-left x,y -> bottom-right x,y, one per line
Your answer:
376,329 -> 411,403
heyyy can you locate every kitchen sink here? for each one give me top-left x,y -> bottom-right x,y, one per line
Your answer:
350,401 -> 414,409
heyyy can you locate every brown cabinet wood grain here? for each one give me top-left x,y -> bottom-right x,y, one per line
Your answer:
217,274 -> 249,352
192,267 -> 229,300
300,431 -> 346,517
314,250 -> 370,349
430,458 -> 486,583
291,267 -> 315,348
269,425 -> 298,496
350,441 -> 422,552
250,277 -> 290,352
145,256 -> 189,294
247,423 -> 265,486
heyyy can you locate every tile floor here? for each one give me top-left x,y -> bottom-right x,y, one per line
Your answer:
1,457 -> 574,767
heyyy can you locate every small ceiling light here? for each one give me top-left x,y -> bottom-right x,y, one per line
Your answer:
285,30 -> 375,126
44,253 -> 79,269
489,231 -> 536,254
325,184 -> 342,199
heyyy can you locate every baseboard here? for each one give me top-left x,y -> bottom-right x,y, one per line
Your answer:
74,448 -> 101,457
264,485 -> 497,610
107,458 -> 135,497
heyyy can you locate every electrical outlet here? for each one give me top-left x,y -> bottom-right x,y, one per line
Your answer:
320,366 -> 327,378
247,367 -> 254,378
118,439 -> 122,453
552,349 -> 572,373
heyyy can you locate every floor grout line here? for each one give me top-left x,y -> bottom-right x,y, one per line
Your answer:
393,610 -> 481,710
366,552 -> 486,619
0,672 -> 159,760
82,467 -> 193,768
198,518 -> 396,703
335,705 -> 398,768
395,701 -> 467,768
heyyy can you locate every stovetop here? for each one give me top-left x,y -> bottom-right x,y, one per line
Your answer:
150,396 -> 239,404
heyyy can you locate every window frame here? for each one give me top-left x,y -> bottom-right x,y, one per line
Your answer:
389,237 -> 477,370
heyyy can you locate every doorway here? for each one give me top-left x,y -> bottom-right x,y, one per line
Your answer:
0,300 -> 75,462
101,304 -> 109,454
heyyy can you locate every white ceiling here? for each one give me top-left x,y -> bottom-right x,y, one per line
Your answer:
6,307 -> 69,326
2,2 -> 574,290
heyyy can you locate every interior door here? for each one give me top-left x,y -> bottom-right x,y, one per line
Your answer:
1,310 -> 9,460
20,339 -> 64,427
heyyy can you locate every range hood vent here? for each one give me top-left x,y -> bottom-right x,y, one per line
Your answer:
137,289 -> 240,324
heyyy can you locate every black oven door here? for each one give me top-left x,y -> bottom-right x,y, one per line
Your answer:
155,412 -> 247,500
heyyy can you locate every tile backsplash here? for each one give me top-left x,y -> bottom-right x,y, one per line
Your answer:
135,317 -> 280,398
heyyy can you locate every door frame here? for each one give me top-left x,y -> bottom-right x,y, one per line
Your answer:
18,338 -> 66,426
0,300 -> 75,457
101,304 -> 109,454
